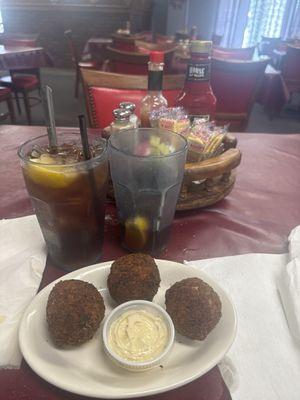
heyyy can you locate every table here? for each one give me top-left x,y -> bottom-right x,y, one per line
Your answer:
0,45 -> 53,70
1,125 -> 300,400
82,38 -> 113,64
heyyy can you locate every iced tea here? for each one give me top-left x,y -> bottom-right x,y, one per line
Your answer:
18,133 -> 108,270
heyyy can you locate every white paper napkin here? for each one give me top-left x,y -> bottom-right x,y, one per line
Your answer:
277,225 -> 300,341
187,252 -> 300,400
0,215 -> 47,368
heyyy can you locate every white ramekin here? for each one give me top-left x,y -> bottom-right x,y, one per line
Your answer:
102,300 -> 174,372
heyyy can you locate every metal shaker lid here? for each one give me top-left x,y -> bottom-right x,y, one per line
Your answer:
112,108 -> 131,120
119,102 -> 136,113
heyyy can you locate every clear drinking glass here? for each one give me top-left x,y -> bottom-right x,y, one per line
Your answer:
109,128 -> 187,254
18,132 -> 108,270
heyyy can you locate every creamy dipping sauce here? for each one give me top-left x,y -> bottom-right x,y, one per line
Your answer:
108,309 -> 168,362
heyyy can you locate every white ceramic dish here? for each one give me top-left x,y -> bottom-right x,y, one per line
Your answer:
19,259 -> 237,399
103,300 -> 175,371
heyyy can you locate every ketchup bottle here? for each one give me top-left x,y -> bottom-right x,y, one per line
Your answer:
175,40 -> 216,122
140,51 -> 168,127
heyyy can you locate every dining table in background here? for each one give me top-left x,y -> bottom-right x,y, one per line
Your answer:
0,45 -> 53,71
1,124 -> 300,400
82,37 -> 113,65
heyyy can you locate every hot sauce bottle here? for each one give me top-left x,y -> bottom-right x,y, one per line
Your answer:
175,40 -> 216,122
140,51 -> 168,127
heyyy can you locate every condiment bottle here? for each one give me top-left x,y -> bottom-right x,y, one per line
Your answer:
190,25 -> 198,40
110,108 -> 134,134
119,101 -> 140,128
140,51 -> 168,128
175,40 -> 216,122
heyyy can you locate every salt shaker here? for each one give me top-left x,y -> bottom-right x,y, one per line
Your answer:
110,108 -> 134,134
119,102 -> 140,128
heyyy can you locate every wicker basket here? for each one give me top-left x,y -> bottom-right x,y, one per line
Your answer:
177,133 -> 241,210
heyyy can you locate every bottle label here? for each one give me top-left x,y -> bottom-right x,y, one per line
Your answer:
148,71 -> 163,91
187,63 -> 210,82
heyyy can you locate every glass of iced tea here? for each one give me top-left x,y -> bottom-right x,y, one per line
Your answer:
109,128 -> 187,255
18,132 -> 108,270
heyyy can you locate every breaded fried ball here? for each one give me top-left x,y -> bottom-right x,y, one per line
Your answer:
46,279 -> 105,347
107,253 -> 160,304
165,277 -> 222,340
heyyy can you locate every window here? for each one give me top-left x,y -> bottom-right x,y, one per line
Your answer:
243,0 -> 288,46
0,9 -> 3,34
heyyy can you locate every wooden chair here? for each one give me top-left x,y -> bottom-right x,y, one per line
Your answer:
105,45 -> 176,75
281,44 -> 300,96
0,87 -> 15,123
138,31 -> 175,44
0,73 -> 39,125
64,29 -> 98,98
212,46 -> 256,61
1,34 -> 41,93
211,57 -> 269,131
81,68 -> 185,129
111,33 -> 137,52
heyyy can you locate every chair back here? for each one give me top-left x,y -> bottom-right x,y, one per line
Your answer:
81,69 -> 185,128
211,57 -> 269,131
213,46 -> 256,60
281,44 -> 300,93
138,31 -> 174,44
106,46 -> 176,75
64,29 -> 79,67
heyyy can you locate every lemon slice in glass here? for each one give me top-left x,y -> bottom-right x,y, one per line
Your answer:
124,215 -> 150,251
26,155 -> 78,189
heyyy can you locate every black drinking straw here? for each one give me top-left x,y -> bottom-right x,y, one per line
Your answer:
78,114 -> 92,160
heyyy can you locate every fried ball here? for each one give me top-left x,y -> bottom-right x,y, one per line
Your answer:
46,279 -> 105,347
107,253 -> 160,304
165,277 -> 222,340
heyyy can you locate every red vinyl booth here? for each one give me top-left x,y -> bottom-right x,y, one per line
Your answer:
211,57 -> 269,131
81,69 -> 185,129
213,46 -> 256,60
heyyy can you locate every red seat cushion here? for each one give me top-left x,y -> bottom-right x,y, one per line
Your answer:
0,86 -> 11,100
89,87 -> 181,129
0,74 -> 39,89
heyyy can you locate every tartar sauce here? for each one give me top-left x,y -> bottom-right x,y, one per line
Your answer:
108,309 -> 168,362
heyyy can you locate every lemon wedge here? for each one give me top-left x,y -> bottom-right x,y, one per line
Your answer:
26,157 -> 78,189
124,215 -> 150,251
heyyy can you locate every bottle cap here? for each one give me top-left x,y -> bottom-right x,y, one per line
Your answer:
119,102 -> 136,113
112,108 -> 131,120
149,51 -> 164,64
190,40 -> 212,54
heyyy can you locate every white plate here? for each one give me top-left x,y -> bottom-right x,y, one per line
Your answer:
19,259 -> 237,399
